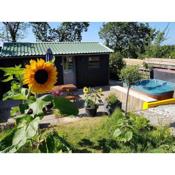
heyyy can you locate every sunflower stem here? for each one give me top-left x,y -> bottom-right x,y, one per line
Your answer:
35,93 -> 38,99
26,88 -> 31,100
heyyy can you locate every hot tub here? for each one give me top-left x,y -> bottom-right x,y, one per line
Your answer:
131,79 -> 175,100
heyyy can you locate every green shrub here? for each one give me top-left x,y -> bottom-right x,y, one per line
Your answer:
105,93 -> 119,105
104,109 -> 175,153
109,52 -> 126,80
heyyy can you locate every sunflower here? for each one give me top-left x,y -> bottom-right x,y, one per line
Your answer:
83,87 -> 89,94
23,59 -> 58,94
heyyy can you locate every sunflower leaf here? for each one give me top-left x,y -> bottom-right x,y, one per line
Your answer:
12,126 -> 27,149
0,65 -> 24,76
9,116 -> 40,152
53,96 -> 79,116
28,98 -> 50,116
2,75 -> 14,82
39,94 -> 54,102
25,117 -> 40,138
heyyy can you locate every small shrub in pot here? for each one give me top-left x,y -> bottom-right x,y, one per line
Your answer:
105,93 -> 121,115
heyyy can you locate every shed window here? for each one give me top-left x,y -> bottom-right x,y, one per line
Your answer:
63,57 -> 73,70
88,57 -> 100,68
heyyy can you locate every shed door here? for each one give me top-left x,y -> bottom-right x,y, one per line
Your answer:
63,56 -> 75,84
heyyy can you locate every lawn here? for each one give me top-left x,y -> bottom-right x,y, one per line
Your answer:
53,110 -> 175,153
55,116 -> 110,153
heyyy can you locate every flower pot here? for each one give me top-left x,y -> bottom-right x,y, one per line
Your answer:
105,101 -> 122,115
85,107 -> 98,117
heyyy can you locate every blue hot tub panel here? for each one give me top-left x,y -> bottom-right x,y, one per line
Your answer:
131,79 -> 175,96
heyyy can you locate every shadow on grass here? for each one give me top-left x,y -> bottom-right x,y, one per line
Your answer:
74,138 -> 119,153
93,138 -> 119,153
79,138 -> 94,147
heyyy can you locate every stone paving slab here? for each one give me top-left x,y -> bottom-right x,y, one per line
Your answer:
40,115 -> 81,126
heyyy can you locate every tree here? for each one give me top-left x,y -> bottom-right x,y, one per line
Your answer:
53,22 -> 89,42
31,22 -> 89,42
141,29 -> 169,58
0,22 -> 28,42
109,52 -> 126,80
31,22 -> 53,42
120,65 -> 142,116
99,22 -> 156,58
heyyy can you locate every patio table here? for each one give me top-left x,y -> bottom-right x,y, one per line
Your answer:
51,84 -> 79,101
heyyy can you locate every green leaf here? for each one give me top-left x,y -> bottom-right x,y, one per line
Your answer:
113,128 -> 122,138
28,98 -> 50,116
38,131 -> 72,153
3,93 -> 26,101
26,117 -> 40,138
10,106 -> 20,117
21,88 -> 28,96
15,114 -> 33,126
12,126 -> 27,149
9,116 -> 40,152
2,75 -> 13,82
0,66 -> 24,77
124,131 -> 133,142
53,96 -> 79,116
39,94 -> 54,102
2,85 -> 27,101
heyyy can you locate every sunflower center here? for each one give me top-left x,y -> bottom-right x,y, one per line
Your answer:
34,69 -> 48,84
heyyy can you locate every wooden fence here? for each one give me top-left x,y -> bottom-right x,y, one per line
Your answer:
123,58 -> 175,79
124,58 -> 175,70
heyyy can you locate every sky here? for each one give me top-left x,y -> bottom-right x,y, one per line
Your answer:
1,22 -> 175,45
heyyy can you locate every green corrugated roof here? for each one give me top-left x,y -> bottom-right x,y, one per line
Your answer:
0,42 -> 113,57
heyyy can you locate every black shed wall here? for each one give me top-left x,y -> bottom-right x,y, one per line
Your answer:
75,54 -> 109,88
54,56 -> 64,85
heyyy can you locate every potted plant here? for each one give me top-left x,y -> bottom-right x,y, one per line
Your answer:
105,93 -> 121,115
83,87 -> 103,117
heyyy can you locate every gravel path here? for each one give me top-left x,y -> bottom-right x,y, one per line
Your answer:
135,104 -> 175,135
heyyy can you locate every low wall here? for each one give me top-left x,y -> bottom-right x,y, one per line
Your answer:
110,86 -> 156,112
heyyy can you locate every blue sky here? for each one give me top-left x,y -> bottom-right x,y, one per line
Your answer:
2,22 -> 175,45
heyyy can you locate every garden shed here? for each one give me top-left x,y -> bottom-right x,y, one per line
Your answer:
0,42 -> 113,88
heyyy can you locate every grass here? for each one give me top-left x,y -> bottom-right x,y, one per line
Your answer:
55,116 -> 110,153
0,116 -> 111,153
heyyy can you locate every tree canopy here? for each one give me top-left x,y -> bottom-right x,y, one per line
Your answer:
31,22 -> 53,42
0,22 -> 29,42
31,22 -> 89,42
53,22 -> 89,42
99,22 -> 157,58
